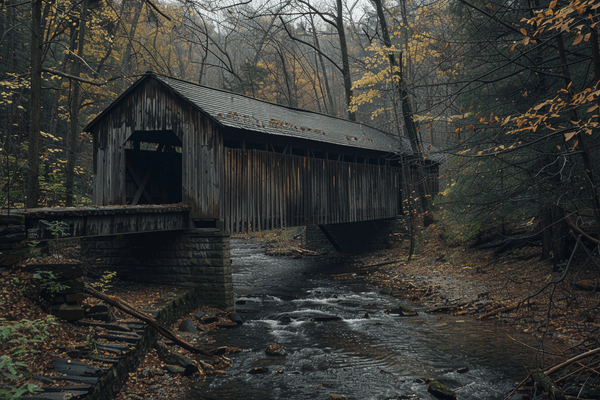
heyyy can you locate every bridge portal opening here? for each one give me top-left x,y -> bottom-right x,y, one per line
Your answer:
124,130 -> 182,205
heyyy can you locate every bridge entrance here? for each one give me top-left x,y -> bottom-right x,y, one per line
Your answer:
124,130 -> 182,205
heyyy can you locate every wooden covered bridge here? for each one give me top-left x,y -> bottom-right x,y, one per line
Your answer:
6,73 -> 439,309
85,72 -> 438,233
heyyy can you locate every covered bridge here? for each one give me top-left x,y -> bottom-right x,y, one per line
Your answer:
84,72 -> 436,234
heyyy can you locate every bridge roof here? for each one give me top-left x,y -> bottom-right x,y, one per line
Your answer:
86,73 -> 421,157
154,75 -> 412,155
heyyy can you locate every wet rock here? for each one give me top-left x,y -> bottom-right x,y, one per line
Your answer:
248,367 -> 269,374
310,315 -> 342,322
195,311 -> 218,324
457,366 -> 469,374
364,312 -> 370,319
266,343 -> 286,356
53,303 -> 85,321
276,314 -> 293,323
178,319 -> 197,334
386,305 -> 418,316
155,342 -> 198,375
235,299 -> 246,305
427,380 -> 457,400
229,312 -> 244,325
164,365 -> 186,374
328,395 -> 347,400
216,323 -> 239,329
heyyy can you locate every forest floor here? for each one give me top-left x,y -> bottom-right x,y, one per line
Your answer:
1,222 -> 599,399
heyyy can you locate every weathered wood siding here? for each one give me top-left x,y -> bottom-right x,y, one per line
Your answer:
220,148 -> 402,233
91,79 -> 222,220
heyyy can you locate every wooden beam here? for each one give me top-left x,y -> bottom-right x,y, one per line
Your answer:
318,225 -> 342,252
126,164 -> 153,204
131,170 -> 151,205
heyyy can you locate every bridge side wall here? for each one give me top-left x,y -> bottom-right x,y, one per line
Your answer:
81,230 -> 233,310
221,148 -> 403,234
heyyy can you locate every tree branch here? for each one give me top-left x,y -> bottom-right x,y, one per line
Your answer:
84,286 -> 215,358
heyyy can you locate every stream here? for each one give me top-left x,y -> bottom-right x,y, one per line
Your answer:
192,239 -> 539,399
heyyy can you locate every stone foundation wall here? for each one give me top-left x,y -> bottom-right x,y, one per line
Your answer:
81,229 -> 232,310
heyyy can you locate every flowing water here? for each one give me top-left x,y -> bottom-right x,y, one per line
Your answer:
192,239 -> 540,400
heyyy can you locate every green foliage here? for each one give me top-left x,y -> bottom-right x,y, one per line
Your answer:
0,356 -> 42,400
437,154 -> 538,243
33,270 -> 69,295
40,220 -> 69,241
225,61 -> 268,98
90,270 -> 117,293
0,316 -> 57,360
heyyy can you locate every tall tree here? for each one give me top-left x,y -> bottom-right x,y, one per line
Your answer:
27,0 -> 42,208
65,0 -> 89,207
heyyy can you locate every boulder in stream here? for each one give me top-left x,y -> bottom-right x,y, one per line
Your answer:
275,313 -> 294,323
427,380 -> 457,400
386,304 -> 418,317
229,312 -> 244,325
311,315 -> 342,322
266,343 -> 286,356
328,395 -> 347,400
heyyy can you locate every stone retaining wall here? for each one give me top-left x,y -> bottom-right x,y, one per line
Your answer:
81,229 -> 233,310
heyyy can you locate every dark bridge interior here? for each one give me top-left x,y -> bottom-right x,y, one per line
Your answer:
124,130 -> 182,205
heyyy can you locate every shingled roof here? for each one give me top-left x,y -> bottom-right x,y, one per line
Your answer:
85,73 -> 420,156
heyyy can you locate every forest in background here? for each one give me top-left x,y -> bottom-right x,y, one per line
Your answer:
1,0 -> 600,264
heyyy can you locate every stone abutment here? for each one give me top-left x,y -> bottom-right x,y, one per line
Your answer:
81,229 -> 233,310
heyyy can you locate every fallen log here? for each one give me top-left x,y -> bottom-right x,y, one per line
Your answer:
359,260 -> 400,269
474,232 -> 541,255
426,301 -> 471,313
574,280 -> 599,292
84,286 -> 214,358
477,301 -> 535,320
289,245 -> 325,255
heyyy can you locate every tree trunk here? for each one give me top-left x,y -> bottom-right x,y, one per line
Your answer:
311,17 -> 335,116
372,0 -> 431,221
540,206 -> 568,268
65,0 -> 89,207
335,0 -> 355,121
27,0 -> 43,208
121,0 -> 144,75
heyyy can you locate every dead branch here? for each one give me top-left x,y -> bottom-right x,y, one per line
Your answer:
503,372 -> 531,400
565,217 -> 600,245
144,0 -> 172,21
569,231 -> 600,269
84,286 -> 214,358
545,347 -> 600,375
